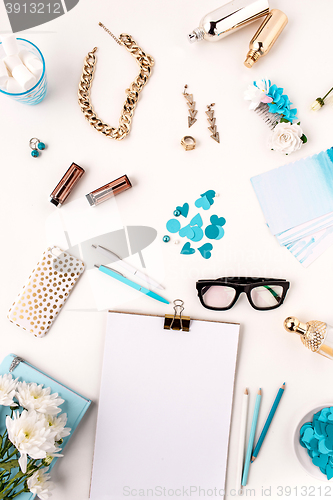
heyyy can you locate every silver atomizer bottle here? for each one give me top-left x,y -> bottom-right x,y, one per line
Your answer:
188,0 -> 270,43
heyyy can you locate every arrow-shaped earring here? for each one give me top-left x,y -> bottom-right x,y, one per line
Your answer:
183,85 -> 198,128
206,103 -> 220,143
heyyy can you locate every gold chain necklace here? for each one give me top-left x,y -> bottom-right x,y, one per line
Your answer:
78,23 -> 155,141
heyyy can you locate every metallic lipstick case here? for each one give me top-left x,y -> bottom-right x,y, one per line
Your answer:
86,175 -> 132,207
50,163 -> 85,207
188,0 -> 269,43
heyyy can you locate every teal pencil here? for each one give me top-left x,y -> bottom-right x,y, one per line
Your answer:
241,389 -> 262,487
251,383 -> 285,462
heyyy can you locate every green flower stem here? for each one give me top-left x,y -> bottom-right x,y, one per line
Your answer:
0,461 -> 36,498
0,474 -> 27,500
9,487 -> 29,500
323,87 -> 333,100
0,449 -> 18,463
2,461 -> 42,499
0,473 -> 24,499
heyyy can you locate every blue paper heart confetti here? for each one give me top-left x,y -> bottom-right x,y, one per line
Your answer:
215,226 -> 225,240
190,226 -> 204,242
179,224 -> 195,239
194,196 -> 211,211
176,203 -> 189,218
202,190 -> 216,206
210,215 -> 226,227
180,242 -> 195,255
190,213 -> 203,227
164,190 -> 226,258
198,243 -> 213,259
299,407 -> 333,480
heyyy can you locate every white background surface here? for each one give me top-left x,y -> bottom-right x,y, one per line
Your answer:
1,0 -> 333,498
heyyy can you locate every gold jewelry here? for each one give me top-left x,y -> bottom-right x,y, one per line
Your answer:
206,103 -> 220,143
78,23 -> 155,141
183,85 -> 198,128
181,136 -> 196,151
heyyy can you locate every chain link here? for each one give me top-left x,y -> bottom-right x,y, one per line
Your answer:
78,34 -> 154,141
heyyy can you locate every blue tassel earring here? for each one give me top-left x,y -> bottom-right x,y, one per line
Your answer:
30,137 -> 46,158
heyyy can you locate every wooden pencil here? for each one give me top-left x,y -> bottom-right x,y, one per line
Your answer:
236,388 -> 249,491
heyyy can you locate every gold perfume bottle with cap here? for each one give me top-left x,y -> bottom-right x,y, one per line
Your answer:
284,317 -> 333,360
244,9 -> 288,68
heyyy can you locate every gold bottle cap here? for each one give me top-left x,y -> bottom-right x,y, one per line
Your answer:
244,51 -> 258,68
284,316 -> 308,336
284,316 -> 327,353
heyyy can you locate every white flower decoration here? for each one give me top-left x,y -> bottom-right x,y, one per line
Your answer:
244,78 -> 273,110
268,122 -> 304,155
27,467 -> 54,500
0,374 -> 18,406
16,382 -> 64,415
44,413 -> 71,442
6,410 -> 60,473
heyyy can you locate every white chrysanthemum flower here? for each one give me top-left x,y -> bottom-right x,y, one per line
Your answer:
244,78 -> 273,110
44,413 -> 71,442
16,382 -> 64,415
27,467 -> 54,500
6,410 -> 60,473
268,122 -> 304,155
0,373 -> 18,406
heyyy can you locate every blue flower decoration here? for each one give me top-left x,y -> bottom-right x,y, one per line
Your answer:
267,84 -> 298,123
267,84 -> 284,103
283,108 -> 298,122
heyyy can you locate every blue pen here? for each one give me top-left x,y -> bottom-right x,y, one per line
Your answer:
95,265 -> 169,305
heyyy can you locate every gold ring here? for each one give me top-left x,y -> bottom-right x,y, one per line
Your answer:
181,136 -> 196,151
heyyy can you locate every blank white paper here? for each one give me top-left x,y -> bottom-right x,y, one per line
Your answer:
90,312 -> 240,500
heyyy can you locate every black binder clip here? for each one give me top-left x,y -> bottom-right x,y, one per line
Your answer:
164,299 -> 190,332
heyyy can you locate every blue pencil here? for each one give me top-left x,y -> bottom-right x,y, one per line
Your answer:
251,383 -> 285,462
242,389 -> 262,487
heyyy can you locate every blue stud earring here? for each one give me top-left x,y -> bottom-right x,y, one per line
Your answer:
30,137 -> 46,158
163,235 -> 170,243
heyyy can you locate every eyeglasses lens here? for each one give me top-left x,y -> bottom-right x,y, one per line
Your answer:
250,285 -> 284,309
201,285 -> 236,309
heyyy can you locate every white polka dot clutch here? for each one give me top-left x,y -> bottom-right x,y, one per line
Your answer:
7,246 -> 85,338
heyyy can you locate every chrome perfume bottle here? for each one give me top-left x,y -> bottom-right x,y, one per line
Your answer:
244,9 -> 288,67
188,0 -> 269,43
284,317 -> 333,360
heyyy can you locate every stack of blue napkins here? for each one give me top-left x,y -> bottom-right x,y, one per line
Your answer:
251,147 -> 333,267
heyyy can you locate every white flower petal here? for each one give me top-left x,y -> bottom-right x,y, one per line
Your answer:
27,468 -> 54,500
0,374 -> 18,406
18,452 -> 27,473
244,79 -> 271,110
6,410 -> 60,467
16,382 -> 64,415
45,413 -> 71,442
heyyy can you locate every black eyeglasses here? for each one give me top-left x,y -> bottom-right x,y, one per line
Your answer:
196,277 -> 290,311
